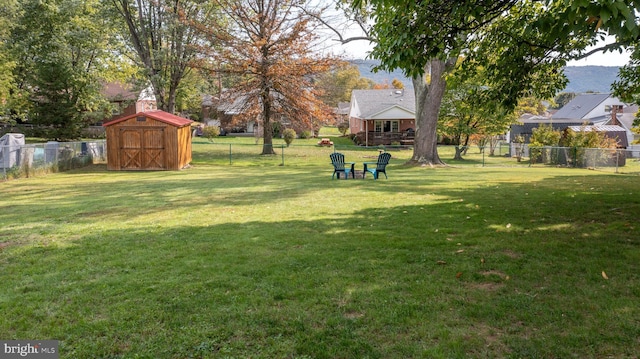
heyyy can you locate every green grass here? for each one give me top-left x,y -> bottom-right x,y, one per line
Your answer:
1,140 -> 639,358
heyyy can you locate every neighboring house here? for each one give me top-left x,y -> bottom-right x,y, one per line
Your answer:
509,116 -> 590,144
349,89 -> 416,146
102,82 -> 157,123
214,92 -> 258,134
608,104 -> 638,145
336,102 -> 350,124
551,93 -> 623,124
212,90 -> 317,135
510,93 -> 631,144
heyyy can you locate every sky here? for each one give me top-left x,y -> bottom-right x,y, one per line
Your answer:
332,36 -> 633,67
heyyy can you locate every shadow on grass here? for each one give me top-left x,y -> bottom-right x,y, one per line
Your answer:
1,165 -> 639,358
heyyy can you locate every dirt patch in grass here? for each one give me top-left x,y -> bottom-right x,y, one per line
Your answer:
469,270 -> 510,291
470,282 -> 504,291
481,270 -> 509,279
343,310 -> 365,320
0,241 -> 18,250
502,250 -> 521,259
465,323 -> 511,355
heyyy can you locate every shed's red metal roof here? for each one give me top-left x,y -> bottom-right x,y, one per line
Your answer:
103,110 -> 193,127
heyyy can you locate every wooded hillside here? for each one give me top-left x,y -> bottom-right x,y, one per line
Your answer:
350,59 -> 621,94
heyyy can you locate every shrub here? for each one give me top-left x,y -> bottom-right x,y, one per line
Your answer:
202,126 -> 220,142
529,124 -> 561,164
299,130 -> 312,139
282,128 -> 296,147
81,126 -> 106,139
561,126 -> 619,167
337,122 -> 349,136
272,122 -> 282,138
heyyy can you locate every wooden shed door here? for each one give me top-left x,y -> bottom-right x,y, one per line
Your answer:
119,127 -> 165,170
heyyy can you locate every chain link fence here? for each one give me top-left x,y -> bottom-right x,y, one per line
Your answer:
193,140 -> 640,174
513,144 -> 640,173
4,139 -> 639,181
1,140 -> 107,181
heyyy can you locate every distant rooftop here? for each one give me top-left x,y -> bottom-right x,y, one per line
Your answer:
351,89 -> 415,118
552,93 -> 611,120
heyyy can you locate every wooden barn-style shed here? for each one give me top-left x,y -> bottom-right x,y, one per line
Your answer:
103,110 -> 193,171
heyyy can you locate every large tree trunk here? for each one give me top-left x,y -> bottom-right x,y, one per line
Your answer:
410,59 -> 449,166
150,77 -> 168,112
261,88 -> 275,155
453,146 -> 464,160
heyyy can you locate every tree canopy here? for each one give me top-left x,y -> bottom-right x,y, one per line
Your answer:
315,63 -> 374,107
349,0 -> 640,165
5,0 -> 121,139
195,0 -> 341,154
439,65 -> 518,160
109,0 -> 217,113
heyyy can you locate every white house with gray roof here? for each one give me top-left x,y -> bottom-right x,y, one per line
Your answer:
349,89 -> 416,146
552,93 -> 624,124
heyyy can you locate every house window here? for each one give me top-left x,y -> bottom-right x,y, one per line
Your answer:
374,120 -> 399,133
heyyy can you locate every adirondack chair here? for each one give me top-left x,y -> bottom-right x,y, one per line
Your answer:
363,152 -> 391,179
330,152 -> 355,179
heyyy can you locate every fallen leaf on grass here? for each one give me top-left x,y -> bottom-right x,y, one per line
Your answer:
456,272 -> 463,279
601,271 -> 609,280
436,261 -> 447,265
456,249 -> 465,254
506,223 -> 512,228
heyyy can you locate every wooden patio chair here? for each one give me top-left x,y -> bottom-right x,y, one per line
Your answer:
330,152 -> 355,179
363,152 -> 391,179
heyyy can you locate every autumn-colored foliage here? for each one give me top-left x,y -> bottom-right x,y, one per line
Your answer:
193,0 -> 342,154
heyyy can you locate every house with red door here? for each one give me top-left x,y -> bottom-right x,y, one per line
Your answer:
349,89 -> 415,146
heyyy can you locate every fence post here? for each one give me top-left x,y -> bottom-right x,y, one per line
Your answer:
229,144 -> 232,165
573,147 -> 577,168
281,145 -> 285,166
615,149 -> 619,173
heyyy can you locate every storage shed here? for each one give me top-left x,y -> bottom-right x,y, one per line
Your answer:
103,110 -> 193,171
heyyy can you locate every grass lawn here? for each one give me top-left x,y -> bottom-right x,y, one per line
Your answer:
1,139 -> 639,358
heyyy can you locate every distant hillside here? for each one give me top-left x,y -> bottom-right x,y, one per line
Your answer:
350,59 -> 621,95
562,66 -> 620,93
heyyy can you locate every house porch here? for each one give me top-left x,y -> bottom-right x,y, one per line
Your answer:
354,131 -> 415,146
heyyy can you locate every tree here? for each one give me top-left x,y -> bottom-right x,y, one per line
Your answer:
391,78 -> 404,89
552,92 -> 577,110
0,0 -> 19,123
372,79 -> 404,89
196,0 -> 340,155
354,0 -> 518,165
109,0 -> 215,113
315,63 -> 374,107
352,0 -> 640,166
439,66 -> 517,160
174,69 -> 217,121
516,97 -> 548,116
8,0 -> 120,139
